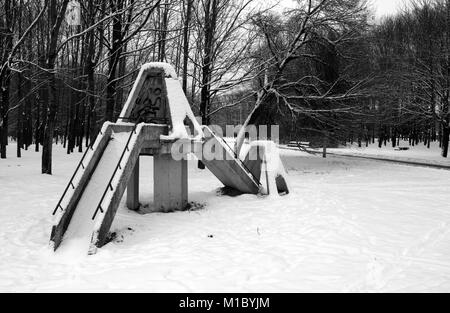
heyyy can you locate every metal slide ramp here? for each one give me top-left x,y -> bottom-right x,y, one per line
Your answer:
200,126 -> 261,195
50,123 -> 166,254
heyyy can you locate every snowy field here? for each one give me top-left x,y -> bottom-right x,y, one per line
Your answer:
1,142 -> 450,292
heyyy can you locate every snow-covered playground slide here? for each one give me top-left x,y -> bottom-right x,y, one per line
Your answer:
50,123 -> 165,254
55,130 -> 132,255
49,62 -> 287,255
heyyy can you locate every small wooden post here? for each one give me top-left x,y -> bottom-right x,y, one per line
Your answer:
127,157 -> 140,210
323,133 -> 328,158
154,154 -> 188,212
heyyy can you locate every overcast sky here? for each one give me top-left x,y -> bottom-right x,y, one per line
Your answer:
278,0 -> 410,18
372,0 -> 409,17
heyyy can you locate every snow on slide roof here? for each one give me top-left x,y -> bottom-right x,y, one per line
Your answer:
141,62 -> 178,79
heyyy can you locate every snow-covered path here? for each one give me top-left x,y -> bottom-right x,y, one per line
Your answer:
0,144 -> 449,292
327,140 -> 450,168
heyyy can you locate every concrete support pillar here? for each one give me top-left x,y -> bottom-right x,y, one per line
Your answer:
153,154 -> 188,212
127,157 -> 140,210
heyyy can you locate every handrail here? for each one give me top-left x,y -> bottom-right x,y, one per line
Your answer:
91,123 -> 140,220
51,131 -> 103,216
116,116 -> 134,121
117,116 -> 169,124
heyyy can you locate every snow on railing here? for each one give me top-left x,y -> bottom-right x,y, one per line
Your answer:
52,130 -> 105,216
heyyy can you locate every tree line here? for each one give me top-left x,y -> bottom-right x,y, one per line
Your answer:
0,0 -> 449,176
369,0 -> 450,156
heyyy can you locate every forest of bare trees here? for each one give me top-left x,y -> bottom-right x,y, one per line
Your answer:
370,0 -> 450,157
0,0 -> 449,175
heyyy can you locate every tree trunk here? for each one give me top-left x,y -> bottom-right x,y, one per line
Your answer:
86,64 -> 95,146
158,2 -> 169,62
114,42 -> 127,119
0,78 -> 10,159
41,0 -> 70,174
105,0 -> 124,122
35,95 -> 40,152
42,73 -> 57,174
0,0 -> 13,159
17,72 -> 23,158
442,123 -> 449,158
391,128 -> 396,148
323,132 -> 328,158
199,0 -> 218,126
85,0 -> 99,147
442,0 -> 450,157
182,0 -> 193,93
235,89 -> 268,154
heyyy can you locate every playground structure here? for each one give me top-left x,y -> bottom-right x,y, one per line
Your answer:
50,63 -> 289,255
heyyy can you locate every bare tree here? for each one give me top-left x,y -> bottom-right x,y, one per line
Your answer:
191,0 -> 259,125
104,0 -> 162,122
370,0 -> 450,157
235,0 -> 371,154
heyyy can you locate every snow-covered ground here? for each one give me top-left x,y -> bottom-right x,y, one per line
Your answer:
1,142 -> 450,292
323,140 -> 450,167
